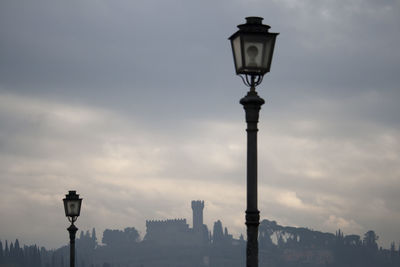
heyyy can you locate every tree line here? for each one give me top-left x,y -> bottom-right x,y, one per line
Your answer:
2,220 -> 400,267
0,239 -> 42,267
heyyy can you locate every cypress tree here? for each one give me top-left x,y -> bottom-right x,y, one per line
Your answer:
390,242 -> 396,261
9,242 -> 14,263
14,239 -> 23,266
0,242 -> 4,265
0,240 -> 3,261
92,228 -> 97,242
51,251 -> 56,267
91,228 -> 97,249
14,239 -> 20,250
22,245 -> 28,267
37,246 -> 42,267
398,243 -> 400,256
4,240 -> 9,265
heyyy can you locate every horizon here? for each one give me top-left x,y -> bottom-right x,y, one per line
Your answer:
0,200 -> 396,251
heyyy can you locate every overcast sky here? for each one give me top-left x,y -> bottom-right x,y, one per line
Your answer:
1,0 -> 400,250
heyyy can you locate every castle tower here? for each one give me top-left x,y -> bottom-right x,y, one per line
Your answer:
191,200 -> 204,231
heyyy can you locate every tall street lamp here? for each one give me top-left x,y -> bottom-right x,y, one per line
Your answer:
63,190 -> 83,267
229,17 -> 278,267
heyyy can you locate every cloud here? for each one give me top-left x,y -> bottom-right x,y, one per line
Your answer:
323,215 -> 363,234
2,76 -> 400,248
0,92 -> 247,247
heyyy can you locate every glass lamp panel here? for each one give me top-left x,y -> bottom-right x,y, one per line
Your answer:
243,41 -> 263,70
66,200 -> 81,216
261,36 -> 275,70
232,36 -> 242,72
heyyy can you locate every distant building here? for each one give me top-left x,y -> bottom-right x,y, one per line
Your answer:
144,200 -> 210,246
192,200 -> 204,232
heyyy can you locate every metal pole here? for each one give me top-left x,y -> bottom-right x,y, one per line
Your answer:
68,223 -> 78,267
240,85 -> 264,267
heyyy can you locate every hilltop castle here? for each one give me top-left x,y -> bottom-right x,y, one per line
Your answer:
144,200 -> 210,246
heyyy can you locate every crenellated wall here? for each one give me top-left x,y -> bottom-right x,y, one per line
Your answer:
146,218 -> 187,227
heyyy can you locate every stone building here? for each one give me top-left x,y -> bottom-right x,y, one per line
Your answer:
144,200 -> 210,246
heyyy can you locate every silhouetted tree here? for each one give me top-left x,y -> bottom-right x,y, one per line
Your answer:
212,220 -> 224,244
398,242 -> 400,257
0,240 -> 3,263
50,251 -> 56,267
102,227 -> 139,247
390,242 -> 396,263
363,230 -> 379,250
124,227 -> 140,243
5,218 -> 400,267
9,241 -> 15,264
4,240 -> 9,258
91,228 -> 97,246
259,221 -> 274,249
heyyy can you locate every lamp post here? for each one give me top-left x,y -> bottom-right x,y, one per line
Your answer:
63,190 -> 83,267
229,17 -> 278,267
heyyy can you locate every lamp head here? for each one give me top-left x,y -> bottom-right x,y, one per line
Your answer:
63,190 -> 82,223
229,17 -> 279,87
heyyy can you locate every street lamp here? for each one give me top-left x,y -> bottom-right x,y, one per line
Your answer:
63,190 -> 83,267
229,17 -> 278,267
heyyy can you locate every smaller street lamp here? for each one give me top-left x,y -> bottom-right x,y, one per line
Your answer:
63,190 -> 82,267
